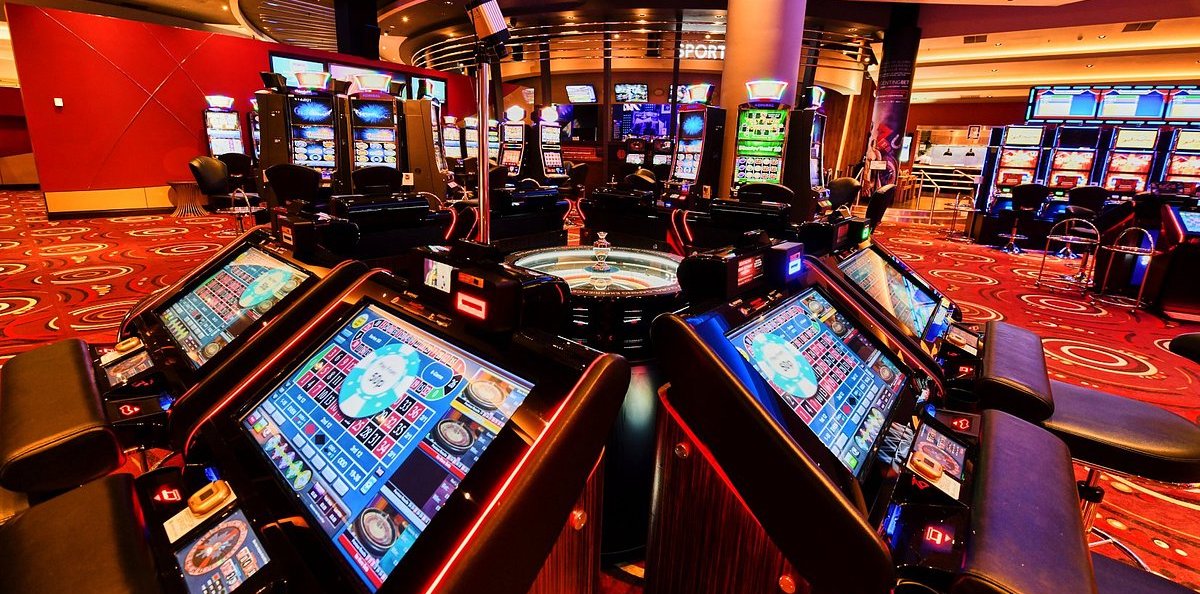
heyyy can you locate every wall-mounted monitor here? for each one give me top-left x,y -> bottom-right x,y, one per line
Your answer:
612,103 -> 672,139
565,84 -> 597,103
1030,88 -> 1098,120
413,77 -> 447,103
270,55 -> 326,88
615,83 -> 649,103
1098,89 -> 1166,120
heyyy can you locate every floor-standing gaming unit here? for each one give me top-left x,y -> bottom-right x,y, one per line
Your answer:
668,102 -> 726,194
1163,128 -> 1200,185
442,115 -> 464,163
1044,126 -> 1101,196
487,119 -> 501,162
731,80 -> 791,190
462,116 -> 481,160
526,105 -> 568,184
204,95 -> 246,157
1102,127 -> 1160,195
499,106 -> 528,179
339,73 -> 402,190
256,72 -> 344,203
402,98 -> 450,198
984,125 -> 1046,201
248,99 -> 262,162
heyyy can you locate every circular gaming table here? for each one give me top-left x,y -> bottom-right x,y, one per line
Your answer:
508,245 -> 682,563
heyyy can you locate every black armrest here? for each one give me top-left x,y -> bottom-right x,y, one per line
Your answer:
978,321 -> 1055,422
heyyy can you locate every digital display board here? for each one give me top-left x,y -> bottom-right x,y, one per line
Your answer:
160,246 -> 310,369
1031,89 -> 1097,119
565,84 -> 597,103
331,64 -> 386,83
615,83 -> 649,103
1178,210 -> 1200,234
351,101 -> 395,127
725,288 -> 907,478
1098,89 -> 1166,119
1166,90 -> 1200,120
1176,130 -> 1200,151
1113,128 -> 1159,150
412,77 -> 447,103
242,303 -> 532,591
271,55 -> 326,88
1028,85 -> 1200,123
612,103 -> 672,139
838,247 -> 941,342
1003,126 -> 1043,147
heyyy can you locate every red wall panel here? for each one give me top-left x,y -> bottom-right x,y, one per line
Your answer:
7,4 -> 472,193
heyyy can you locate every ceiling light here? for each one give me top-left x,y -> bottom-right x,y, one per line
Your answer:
704,33 -> 711,39
637,12 -> 646,17
401,16 -> 409,23
612,33 -> 621,39
1097,34 -> 1107,39
1085,63 -> 1094,68
994,42 -> 1002,46
636,19 -> 647,24
566,15 -> 575,20
221,4 -> 228,10
991,68 -> 997,72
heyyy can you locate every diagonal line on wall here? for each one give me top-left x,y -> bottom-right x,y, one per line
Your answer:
143,25 -> 216,141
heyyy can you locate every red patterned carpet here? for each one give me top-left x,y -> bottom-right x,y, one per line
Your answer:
876,222 -> 1200,590
0,190 -> 1196,590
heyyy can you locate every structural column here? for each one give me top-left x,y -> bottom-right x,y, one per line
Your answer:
334,0 -> 380,59
717,0 -> 807,198
865,5 -> 921,192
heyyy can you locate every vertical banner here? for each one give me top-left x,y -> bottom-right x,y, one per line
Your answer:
866,9 -> 921,194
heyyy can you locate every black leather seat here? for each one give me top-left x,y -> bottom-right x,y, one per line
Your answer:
1043,380 -> 1200,484
352,165 -> 404,195
826,176 -> 861,210
978,321 -> 1200,485
0,339 -> 122,496
865,184 -> 895,231
0,474 -> 160,594
1093,553 -> 1197,594
997,183 -> 1051,253
189,155 -> 258,211
1168,333 -> 1200,365
954,410 -> 1094,594
217,152 -> 256,194
1064,185 -> 1109,221
737,182 -> 793,204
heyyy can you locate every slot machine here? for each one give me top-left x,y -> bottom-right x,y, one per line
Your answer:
526,105 -> 568,185
204,95 -> 247,157
1044,126 -> 1101,198
984,125 -> 1046,202
401,98 -> 450,198
339,73 -> 402,189
462,116 -> 481,160
442,115 -> 464,163
1102,127 -> 1160,196
256,71 -> 343,201
498,106 -> 528,179
667,103 -> 726,195
731,80 -> 791,191
486,119 -> 501,162
248,99 -> 262,163
623,137 -> 648,169
1162,128 -> 1200,186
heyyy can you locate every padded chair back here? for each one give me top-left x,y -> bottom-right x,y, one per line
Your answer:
352,166 -> 404,195
1067,185 -> 1108,214
625,168 -> 657,192
737,183 -> 794,204
265,164 -> 322,204
489,165 -> 510,189
826,176 -> 861,209
1011,183 -> 1051,211
217,152 -> 253,178
866,184 -> 896,230
567,162 -> 589,187
189,156 -> 229,196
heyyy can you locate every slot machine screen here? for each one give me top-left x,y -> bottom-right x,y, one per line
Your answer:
159,246 -> 311,369
502,124 -> 525,143
1168,155 -> 1200,177
1176,130 -> 1200,151
1176,209 -> 1200,234
626,153 -> 646,165
175,508 -> 270,594
1003,126 -> 1043,147
241,303 -> 533,591
838,247 -> 943,342
652,154 -> 672,166
679,112 -> 706,139
206,111 -> 241,132
291,97 -> 335,125
540,124 -> 560,145
725,288 -> 908,479
501,149 -> 521,167
736,109 -> 788,143
998,149 -> 1039,169
1113,128 -> 1158,150
351,101 -> 395,127
1050,150 -> 1094,172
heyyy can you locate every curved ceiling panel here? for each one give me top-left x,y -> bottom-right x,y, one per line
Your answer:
238,0 -> 338,51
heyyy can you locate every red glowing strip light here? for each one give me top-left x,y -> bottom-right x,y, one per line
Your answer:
421,359 -> 604,594
455,292 -> 488,320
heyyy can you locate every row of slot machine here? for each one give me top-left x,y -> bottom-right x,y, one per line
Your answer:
614,81 -> 828,199
982,123 -> 1200,201
202,96 -> 260,159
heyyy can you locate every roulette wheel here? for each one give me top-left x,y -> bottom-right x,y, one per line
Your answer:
465,380 -> 505,410
182,518 -> 249,576
435,419 -> 475,454
356,508 -> 398,556
917,442 -> 962,477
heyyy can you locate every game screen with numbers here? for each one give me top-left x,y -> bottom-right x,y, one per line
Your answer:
241,303 -> 533,591
159,246 -> 310,369
726,288 -> 907,478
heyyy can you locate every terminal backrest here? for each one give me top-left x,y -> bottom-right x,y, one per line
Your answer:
827,176 -> 862,209
265,163 -> 322,209
865,184 -> 895,230
351,165 -> 404,195
218,152 -> 256,193
189,156 -> 229,196
737,182 -> 794,204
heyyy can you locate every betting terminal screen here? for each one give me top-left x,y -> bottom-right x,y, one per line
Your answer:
351,101 -> 395,127
672,139 -> 703,181
289,97 -> 337,173
159,246 -> 310,369
838,247 -> 944,342
353,127 -> 398,167
241,303 -> 533,591
540,124 -> 561,146
502,124 -> 525,144
174,508 -> 270,594
726,288 -> 908,478
1177,209 -> 1200,234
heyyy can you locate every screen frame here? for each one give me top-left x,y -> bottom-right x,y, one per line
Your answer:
565,84 -> 597,103
835,245 -> 952,345
151,242 -> 317,372
614,83 -> 650,103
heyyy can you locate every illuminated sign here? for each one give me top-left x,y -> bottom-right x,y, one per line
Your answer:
153,487 -> 182,504
680,43 -> 727,60
746,80 -> 789,103
455,292 -> 488,320
118,404 -> 142,417
923,525 -> 955,552
204,95 -> 234,110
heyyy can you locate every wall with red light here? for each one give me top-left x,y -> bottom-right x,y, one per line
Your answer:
7,4 -> 473,193
0,87 -> 32,158
905,101 -> 1027,132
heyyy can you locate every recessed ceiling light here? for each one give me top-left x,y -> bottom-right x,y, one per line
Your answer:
1098,34 -> 1107,39
1085,63 -> 1094,68
704,33 -> 711,39
221,4 -> 228,10
612,33 -> 621,39
994,42 -> 1002,46
566,15 -> 574,20
401,16 -> 409,23
991,68 -> 997,72
636,19 -> 647,24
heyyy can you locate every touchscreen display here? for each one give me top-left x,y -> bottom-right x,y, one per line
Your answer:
907,422 -> 968,500
175,508 -> 269,594
104,350 -> 154,386
725,288 -> 907,477
242,304 -> 532,591
839,248 -> 940,342
1179,210 -> 1200,234
540,124 -> 560,145
502,123 -> 524,143
160,246 -> 309,369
